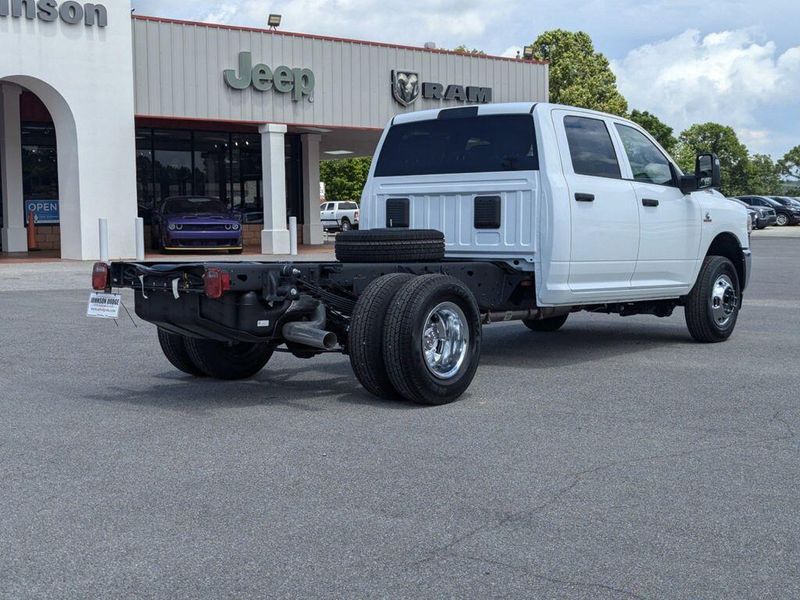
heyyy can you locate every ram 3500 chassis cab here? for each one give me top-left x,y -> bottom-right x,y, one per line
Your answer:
98,103 -> 751,405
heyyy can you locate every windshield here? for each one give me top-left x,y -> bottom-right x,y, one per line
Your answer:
375,114 -> 538,177
164,197 -> 227,215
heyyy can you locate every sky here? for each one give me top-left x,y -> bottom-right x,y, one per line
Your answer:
131,0 -> 800,159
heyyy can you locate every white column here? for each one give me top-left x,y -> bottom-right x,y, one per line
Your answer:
0,84 -> 28,253
300,133 -> 324,245
259,123 -> 290,255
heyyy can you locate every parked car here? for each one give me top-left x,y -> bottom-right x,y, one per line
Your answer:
99,102 -> 751,406
729,198 -> 759,230
321,201 -> 359,231
739,200 -> 777,229
151,196 -> 243,253
769,196 -> 800,214
735,195 -> 799,226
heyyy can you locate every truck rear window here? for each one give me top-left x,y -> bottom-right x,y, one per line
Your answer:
374,114 -> 538,177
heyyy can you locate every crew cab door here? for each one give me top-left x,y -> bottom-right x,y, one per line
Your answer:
553,110 -> 640,297
320,202 -> 335,223
611,122 -> 702,292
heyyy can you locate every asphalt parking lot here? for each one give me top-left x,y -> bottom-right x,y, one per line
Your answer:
1,236 -> 799,599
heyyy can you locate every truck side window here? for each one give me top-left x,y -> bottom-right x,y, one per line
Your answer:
615,124 -> 674,186
564,116 -> 621,179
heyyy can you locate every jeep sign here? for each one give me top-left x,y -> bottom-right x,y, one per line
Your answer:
0,0 -> 108,26
224,51 -> 315,102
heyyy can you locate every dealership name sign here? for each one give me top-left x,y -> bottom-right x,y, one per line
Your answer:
0,0 -> 107,26
224,52 -> 315,102
392,70 -> 492,107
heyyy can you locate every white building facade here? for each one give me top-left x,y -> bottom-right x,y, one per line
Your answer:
0,0 -> 548,259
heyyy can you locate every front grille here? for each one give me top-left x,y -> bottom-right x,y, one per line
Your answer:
179,224 -> 230,232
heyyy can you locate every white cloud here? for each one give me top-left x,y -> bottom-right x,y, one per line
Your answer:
612,29 -> 800,156
202,2 -> 238,24
502,46 -> 522,59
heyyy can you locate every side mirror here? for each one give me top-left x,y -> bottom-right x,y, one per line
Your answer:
679,153 -> 722,194
696,153 -> 721,190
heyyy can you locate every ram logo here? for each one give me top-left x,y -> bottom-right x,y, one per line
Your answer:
392,70 -> 420,106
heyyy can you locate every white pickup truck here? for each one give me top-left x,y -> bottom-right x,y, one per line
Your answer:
96,102 -> 751,406
320,200 -> 360,231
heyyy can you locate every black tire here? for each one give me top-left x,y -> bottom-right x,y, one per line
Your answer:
184,338 -> 274,380
383,274 -> 481,405
523,314 -> 569,332
157,328 -> 206,377
684,255 -> 741,343
340,218 -> 352,232
348,273 -> 415,399
775,213 -> 789,226
335,229 -> 445,263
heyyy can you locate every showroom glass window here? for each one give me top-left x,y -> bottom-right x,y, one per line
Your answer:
153,130 -> 193,201
194,132 -> 231,203
231,133 -> 263,222
135,129 -> 304,226
21,123 -> 59,222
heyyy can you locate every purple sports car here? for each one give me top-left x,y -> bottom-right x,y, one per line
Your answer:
152,196 -> 243,254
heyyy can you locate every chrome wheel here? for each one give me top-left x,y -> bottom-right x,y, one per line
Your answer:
421,301 -> 469,380
710,274 -> 737,327
776,213 -> 788,226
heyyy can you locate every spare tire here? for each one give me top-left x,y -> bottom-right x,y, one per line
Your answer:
335,229 -> 445,263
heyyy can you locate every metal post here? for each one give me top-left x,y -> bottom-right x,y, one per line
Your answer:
98,218 -> 109,262
289,216 -> 298,256
135,217 -> 145,261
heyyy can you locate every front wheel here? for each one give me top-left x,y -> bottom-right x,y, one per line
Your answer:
382,274 -> 481,405
185,338 -> 274,379
684,255 -> 741,343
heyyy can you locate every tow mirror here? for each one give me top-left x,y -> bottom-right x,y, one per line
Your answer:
679,153 -> 721,194
696,153 -> 721,190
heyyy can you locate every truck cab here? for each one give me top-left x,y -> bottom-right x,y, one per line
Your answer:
360,102 -> 750,306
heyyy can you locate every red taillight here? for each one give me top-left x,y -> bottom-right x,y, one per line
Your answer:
203,267 -> 231,299
354,210 -> 360,221
92,262 -> 109,291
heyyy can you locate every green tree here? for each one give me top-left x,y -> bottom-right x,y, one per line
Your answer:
452,45 -> 485,55
745,154 -> 782,195
675,123 -> 749,196
628,109 -> 677,155
528,29 -> 628,116
320,157 -> 372,202
778,145 -> 800,182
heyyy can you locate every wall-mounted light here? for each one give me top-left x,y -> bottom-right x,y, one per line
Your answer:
268,14 -> 282,29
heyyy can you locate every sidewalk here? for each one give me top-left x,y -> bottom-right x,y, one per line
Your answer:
0,245 -> 336,292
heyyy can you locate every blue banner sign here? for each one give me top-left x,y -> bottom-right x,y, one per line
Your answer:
26,199 -> 59,225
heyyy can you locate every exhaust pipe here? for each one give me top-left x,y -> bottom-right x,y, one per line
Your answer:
282,303 -> 338,350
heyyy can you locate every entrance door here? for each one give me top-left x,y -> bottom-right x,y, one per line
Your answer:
553,111 -> 640,298
612,122 -> 701,292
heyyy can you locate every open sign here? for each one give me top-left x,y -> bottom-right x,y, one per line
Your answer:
26,200 -> 60,225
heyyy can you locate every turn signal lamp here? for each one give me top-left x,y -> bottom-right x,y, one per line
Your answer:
203,267 -> 231,299
92,262 -> 110,291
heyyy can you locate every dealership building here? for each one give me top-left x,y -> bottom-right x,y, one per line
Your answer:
0,0 -> 548,260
